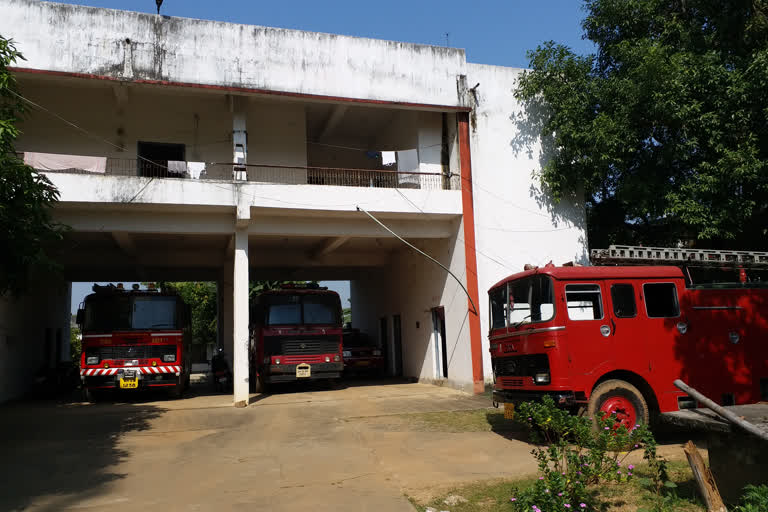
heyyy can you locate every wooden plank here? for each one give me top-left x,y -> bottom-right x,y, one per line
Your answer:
684,440 -> 727,512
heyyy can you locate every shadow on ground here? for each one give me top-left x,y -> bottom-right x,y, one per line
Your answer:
0,397 -> 164,511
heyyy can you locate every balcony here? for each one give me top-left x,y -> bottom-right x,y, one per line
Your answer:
20,153 -> 461,191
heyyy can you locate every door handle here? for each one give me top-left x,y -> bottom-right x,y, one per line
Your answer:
610,318 -> 616,336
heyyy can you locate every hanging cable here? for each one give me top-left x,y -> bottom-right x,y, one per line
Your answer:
356,205 -> 478,316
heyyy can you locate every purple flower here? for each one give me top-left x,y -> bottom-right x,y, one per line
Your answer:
628,464 -> 634,470
634,444 -> 639,448
565,505 -> 571,509
539,476 -> 545,480
528,417 -> 533,421
510,498 -> 517,502
580,504 -> 587,509
604,426 -> 610,430
557,492 -> 563,497
616,462 -> 621,467
545,489 -> 550,493
562,472 -> 566,475
617,470 -> 622,475
577,471 -> 582,475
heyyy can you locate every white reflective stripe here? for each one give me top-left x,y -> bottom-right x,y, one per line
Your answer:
151,333 -> 182,336
110,369 -> 118,375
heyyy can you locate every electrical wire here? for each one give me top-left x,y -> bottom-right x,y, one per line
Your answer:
356,205 -> 478,316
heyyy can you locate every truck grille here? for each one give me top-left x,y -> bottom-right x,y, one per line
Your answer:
493,354 -> 549,377
263,336 -> 339,356
85,345 -> 175,360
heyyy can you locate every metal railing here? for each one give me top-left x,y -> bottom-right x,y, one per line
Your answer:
21,154 -> 460,191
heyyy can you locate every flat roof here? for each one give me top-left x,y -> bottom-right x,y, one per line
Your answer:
489,266 -> 684,291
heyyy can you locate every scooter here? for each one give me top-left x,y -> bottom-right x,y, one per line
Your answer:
210,347 -> 232,393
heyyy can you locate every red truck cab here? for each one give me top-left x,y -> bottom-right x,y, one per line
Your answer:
489,265 -> 768,428
249,285 -> 343,392
78,284 -> 192,401
342,328 -> 385,376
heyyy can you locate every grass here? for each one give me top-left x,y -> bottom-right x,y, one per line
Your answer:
395,408 -> 515,433
409,461 -> 705,512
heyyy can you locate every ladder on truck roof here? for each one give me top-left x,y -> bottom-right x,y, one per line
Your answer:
590,245 -> 768,266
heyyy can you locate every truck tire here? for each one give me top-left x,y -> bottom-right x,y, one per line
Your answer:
254,374 -> 269,394
169,378 -> 184,399
587,379 -> 649,430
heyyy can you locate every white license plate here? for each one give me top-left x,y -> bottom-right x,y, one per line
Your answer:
296,364 -> 311,378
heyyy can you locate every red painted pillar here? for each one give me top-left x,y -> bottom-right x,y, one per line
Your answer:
458,112 -> 485,394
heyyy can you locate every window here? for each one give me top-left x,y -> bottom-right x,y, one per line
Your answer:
566,284 -> 603,320
643,283 -> 680,318
611,284 -> 636,318
489,286 -> 507,330
302,295 -> 341,325
84,296 -> 131,331
266,296 -> 301,325
509,275 -> 555,327
132,297 -> 177,329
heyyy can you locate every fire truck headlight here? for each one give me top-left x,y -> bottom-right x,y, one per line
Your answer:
534,372 -> 551,385
325,356 -> 331,363
86,356 -> 99,365
162,354 -> 176,362
333,354 -> 340,362
275,359 -> 280,365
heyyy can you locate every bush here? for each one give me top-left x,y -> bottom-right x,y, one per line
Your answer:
733,484 -> 768,512
507,396 -> 664,511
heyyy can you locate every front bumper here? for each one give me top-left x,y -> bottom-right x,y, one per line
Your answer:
493,388 -> 576,407
264,362 -> 343,383
81,366 -> 181,389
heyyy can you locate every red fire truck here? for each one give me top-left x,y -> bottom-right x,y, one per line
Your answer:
489,245 -> 768,429
249,284 -> 344,392
77,284 -> 192,401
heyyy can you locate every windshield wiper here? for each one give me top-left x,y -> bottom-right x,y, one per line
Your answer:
511,314 -> 533,329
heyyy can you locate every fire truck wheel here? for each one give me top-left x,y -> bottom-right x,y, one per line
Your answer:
83,388 -> 99,403
170,379 -> 184,399
587,379 -> 649,430
254,374 -> 269,394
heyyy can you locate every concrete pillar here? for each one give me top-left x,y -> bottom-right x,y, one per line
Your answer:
232,227 -> 250,407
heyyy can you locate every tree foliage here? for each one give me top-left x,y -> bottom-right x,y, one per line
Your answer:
515,0 -> 768,248
162,281 -> 218,345
0,36 -> 64,295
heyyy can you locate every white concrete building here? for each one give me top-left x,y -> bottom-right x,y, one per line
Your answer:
0,0 -> 587,404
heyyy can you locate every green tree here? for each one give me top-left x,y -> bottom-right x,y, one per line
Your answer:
0,37 -> 64,295
70,323 -> 82,364
515,0 -> 768,249
162,282 -> 218,345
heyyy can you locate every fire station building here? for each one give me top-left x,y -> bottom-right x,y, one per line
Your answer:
0,0 -> 587,404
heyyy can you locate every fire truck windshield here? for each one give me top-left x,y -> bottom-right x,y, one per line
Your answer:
264,294 -> 341,326
84,295 -> 178,331
490,275 -> 555,329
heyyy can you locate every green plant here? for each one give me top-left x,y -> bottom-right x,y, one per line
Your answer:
733,484 -> 768,512
508,396 -> 654,511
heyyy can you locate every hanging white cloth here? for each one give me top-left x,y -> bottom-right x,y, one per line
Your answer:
24,152 -> 107,173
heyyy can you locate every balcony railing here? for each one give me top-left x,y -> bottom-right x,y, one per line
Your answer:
20,153 -> 460,191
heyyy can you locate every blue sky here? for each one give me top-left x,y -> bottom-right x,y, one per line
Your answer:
56,0 -> 593,68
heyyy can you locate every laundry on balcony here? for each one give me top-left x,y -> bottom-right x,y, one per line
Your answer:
23,152 -> 107,174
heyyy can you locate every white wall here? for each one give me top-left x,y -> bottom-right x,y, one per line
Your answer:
2,0 -> 466,107
350,220 -> 475,391
0,280 -> 71,403
465,63 -> 589,381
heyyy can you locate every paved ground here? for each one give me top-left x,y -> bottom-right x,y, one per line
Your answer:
0,380 -> 694,511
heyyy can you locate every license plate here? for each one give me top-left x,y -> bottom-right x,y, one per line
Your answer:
123,370 -> 137,378
503,402 -> 515,420
296,364 -> 311,378
120,377 -> 138,389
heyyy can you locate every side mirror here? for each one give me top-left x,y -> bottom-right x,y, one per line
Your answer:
76,309 -> 85,326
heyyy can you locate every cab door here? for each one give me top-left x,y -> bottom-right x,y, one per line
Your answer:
562,281 -> 614,383
604,281 -> 647,377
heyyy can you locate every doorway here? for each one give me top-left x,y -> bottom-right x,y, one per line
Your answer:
431,307 -> 447,378
137,141 -> 186,177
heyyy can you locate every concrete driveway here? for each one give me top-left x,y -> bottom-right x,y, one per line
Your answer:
0,380 -> 539,511
0,381 -> 694,511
